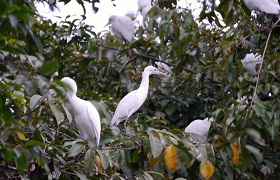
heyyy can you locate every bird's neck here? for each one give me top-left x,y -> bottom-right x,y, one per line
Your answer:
139,72 -> 150,93
67,93 -> 78,104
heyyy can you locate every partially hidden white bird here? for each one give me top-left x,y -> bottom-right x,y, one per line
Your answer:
243,0 -> 280,14
105,15 -> 135,43
61,77 -> 101,148
184,117 -> 213,139
241,53 -> 262,75
110,66 -> 167,129
155,61 -> 173,75
138,0 -> 152,17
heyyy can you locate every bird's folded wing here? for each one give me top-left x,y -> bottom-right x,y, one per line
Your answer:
86,102 -> 101,146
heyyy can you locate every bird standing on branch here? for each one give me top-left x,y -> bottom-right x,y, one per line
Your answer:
105,15 -> 135,43
185,117 -> 213,139
61,77 -> 101,148
110,66 -> 167,133
243,0 -> 280,14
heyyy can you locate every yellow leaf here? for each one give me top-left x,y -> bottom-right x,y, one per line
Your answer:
200,161 -> 214,180
164,145 -> 178,171
231,142 -> 242,165
149,156 -> 160,169
19,120 -> 25,127
94,155 -> 102,174
16,131 -> 25,140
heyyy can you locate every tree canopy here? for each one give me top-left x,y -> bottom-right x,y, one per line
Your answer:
0,0 -> 279,179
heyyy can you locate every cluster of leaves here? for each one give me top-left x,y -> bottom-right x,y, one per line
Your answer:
0,0 -> 279,179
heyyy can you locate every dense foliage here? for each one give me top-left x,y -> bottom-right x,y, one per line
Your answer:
0,0 -> 279,179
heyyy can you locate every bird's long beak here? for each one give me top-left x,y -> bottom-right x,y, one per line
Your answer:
156,69 -> 168,77
104,21 -> 110,28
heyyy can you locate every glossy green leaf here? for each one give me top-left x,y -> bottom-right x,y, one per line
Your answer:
84,149 -> 95,171
149,134 -> 163,158
96,149 -> 109,170
67,143 -> 85,157
29,94 -> 43,110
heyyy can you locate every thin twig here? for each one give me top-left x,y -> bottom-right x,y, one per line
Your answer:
242,18 -> 280,133
134,52 -> 222,84
23,98 -> 47,116
252,18 -> 280,102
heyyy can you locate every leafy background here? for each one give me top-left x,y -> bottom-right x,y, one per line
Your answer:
0,0 -> 279,179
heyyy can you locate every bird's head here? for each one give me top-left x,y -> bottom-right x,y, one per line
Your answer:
104,15 -> 117,27
60,77 -> 77,96
144,66 -> 168,76
203,117 -> 213,124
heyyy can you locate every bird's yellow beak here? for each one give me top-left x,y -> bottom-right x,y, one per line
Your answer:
156,69 -> 168,77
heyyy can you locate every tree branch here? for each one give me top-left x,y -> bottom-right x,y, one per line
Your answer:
242,18 -> 280,133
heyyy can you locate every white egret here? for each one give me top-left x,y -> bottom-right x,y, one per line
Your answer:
184,117 -> 213,139
155,61 -> 173,75
241,53 -> 262,75
243,0 -> 280,14
137,0 -> 151,10
61,77 -> 101,148
138,0 -> 152,17
110,66 -> 167,130
105,15 -> 135,43
260,165 -> 272,176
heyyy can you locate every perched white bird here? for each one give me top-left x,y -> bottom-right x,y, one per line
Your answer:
241,53 -> 262,75
138,0 -> 152,17
110,66 -> 167,128
61,77 -> 101,148
137,0 -> 151,10
260,165 -> 272,176
106,15 -> 135,43
184,117 -> 213,139
155,61 -> 173,75
243,0 -> 280,14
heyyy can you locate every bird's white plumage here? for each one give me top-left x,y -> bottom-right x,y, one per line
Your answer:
107,15 -> 135,42
241,53 -> 262,75
155,61 -> 173,75
138,0 -> 152,17
184,117 -> 213,138
243,0 -> 280,14
137,0 -> 151,10
61,77 -> 101,148
110,66 -> 167,126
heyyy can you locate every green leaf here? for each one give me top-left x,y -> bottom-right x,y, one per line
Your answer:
5,149 -> 14,162
29,94 -> 42,110
50,104 -> 64,124
38,60 -> 60,75
74,171 -> 88,180
67,143 -> 85,157
13,149 -> 27,172
246,128 -> 265,146
143,171 -> 153,180
271,84 -> 279,95
245,145 -> 263,163
96,149 -> 109,170
149,134 -> 163,158
25,140 -> 45,147
84,149 -> 95,171
132,149 -> 140,163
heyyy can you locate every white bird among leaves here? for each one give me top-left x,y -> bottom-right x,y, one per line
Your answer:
184,117 -> 213,139
243,0 -> 280,14
241,53 -> 262,75
106,15 -> 135,43
138,0 -> 152,17
110,66 -> 167,131
61,77 -> 101,148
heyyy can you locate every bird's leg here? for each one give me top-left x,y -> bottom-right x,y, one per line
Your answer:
124,118 -> 129,134
118,124 -> 125,136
